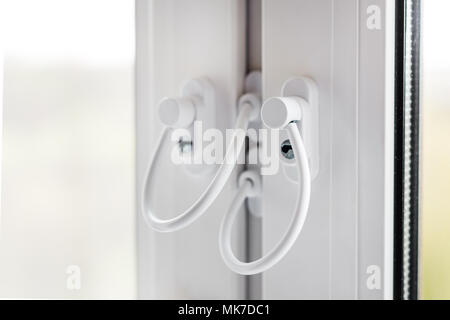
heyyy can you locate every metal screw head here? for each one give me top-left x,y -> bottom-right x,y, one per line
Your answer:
281,140 -> 294,160
178,138 -> 193,154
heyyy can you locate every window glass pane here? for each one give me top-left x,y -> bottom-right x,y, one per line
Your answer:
422,0 -> 450,300
0,0 -> 136,299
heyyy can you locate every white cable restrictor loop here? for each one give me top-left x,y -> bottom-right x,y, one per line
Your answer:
142,92 -> 260,233
219,97 -> 312,275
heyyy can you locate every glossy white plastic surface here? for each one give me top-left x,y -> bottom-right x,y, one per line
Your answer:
262,0 -> 395,300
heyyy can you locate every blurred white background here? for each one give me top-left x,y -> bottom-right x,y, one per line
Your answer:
421,0 -> 450,300
0,0 -> 136,299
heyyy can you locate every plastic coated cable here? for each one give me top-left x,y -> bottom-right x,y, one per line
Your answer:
219,122 -> 311,275
142,103 -> 252,232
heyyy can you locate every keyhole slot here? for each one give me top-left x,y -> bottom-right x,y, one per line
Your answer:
281,140 -> 294,160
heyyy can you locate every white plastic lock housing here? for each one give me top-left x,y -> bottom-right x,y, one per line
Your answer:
158,97 -> 196,129
262,77 -> 320,180
158,78 -> 216,176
